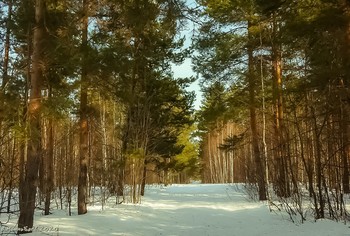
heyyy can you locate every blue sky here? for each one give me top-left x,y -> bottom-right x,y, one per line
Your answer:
173,58 -> 203,110
172,4 -> 203,110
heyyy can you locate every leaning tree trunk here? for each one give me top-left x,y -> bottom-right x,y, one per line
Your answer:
78,0 -> 89,215
17,0 -> 45,232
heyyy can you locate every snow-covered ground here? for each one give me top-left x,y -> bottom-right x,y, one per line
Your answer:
1,184 -> 349,235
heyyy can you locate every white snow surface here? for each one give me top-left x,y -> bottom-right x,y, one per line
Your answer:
2,184 -> 350,235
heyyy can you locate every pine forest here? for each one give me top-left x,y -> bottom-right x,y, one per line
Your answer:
1,0 -> 350,234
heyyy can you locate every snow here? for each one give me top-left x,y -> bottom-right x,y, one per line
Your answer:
1,184 -> 349,235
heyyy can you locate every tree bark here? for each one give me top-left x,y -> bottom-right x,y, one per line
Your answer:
78,0 -> 89,215
44,101 -> 54,215
247,21 -> 267,201
18,0 -> 45,232
1,0 -> 12,90
311,107 -> 325,219
340,0 -> 350,194
271,17 -> 290,197
18,21 -> 31,229
141,161 -> 147,196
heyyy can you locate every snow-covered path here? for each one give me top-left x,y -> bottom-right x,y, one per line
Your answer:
2,184 -> 350,235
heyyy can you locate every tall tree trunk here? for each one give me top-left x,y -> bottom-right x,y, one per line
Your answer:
1,0 -> 12,90
340,92 -> 350,194
340,0 -> 350,194
247,21 -> 266,201
44,95 -> 54,215
18,22 -> 31,227
6,139 -> 15,213
259,36 -> 269,186
18,0 -> 45,232
311,107 -> 325,219
271,18 -> 290,197
78,0 -> 89,215
294,103 -> 318,213
0,0 -> 12,162
141,160 -> 147,196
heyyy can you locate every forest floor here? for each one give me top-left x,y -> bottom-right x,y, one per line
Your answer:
1,184 -> 350,235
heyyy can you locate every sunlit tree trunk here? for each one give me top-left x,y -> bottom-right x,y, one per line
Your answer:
271,16 -> 290,197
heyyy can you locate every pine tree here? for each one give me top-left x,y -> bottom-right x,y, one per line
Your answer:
18,0 -> 45,232
193,0 -> 267,200
78,0 -> 89,215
